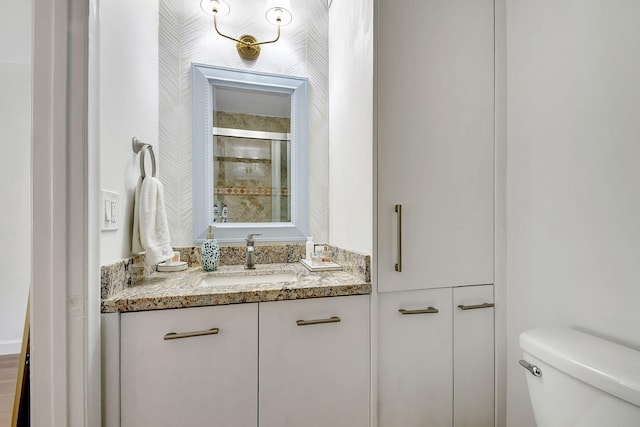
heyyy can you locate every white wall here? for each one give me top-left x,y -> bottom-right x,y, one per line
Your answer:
98,0 -> 159,264
328,0 -> 373,254
506,1 -> 640,425
159,0 -> 329,246
0,0 -> 32,355
494,0 -> 507,425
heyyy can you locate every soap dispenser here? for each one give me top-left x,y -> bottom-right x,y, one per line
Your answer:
201,225 -> 221,271
305,236 -> 314,260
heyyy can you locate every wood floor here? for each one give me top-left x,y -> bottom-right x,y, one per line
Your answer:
0,354 -> 18,427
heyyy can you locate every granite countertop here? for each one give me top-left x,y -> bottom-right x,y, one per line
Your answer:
101,262 -> 371,313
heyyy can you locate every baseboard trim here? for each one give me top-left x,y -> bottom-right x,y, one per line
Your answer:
0,340 -> 22,355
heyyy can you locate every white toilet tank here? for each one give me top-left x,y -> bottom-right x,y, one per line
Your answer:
519,327 -> 640,427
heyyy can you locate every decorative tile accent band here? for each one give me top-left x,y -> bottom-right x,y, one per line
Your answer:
215,186 -> 289,197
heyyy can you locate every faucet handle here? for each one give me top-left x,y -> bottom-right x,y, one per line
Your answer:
246,233 -> 262,242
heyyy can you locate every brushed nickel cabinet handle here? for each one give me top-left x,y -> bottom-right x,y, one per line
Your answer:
164,328 -> 219,340
296,316 -> 341,326
457,303 -> 494,311
399,307 -> 439,315
395,204 -> 402,272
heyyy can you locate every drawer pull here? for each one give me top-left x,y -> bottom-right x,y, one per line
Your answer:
399,307 -> 439,315
457,303 -> 494,311
296,316 -> 341,326
395,204 -> 402,272
164,328 -> 220,340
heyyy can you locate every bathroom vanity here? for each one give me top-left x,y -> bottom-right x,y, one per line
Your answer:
102,260 -> 371,427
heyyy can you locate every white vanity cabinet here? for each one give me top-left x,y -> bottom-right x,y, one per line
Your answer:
378,285 -> 494,427
117,295 -> 370,427
376,0 -> 495,292
120,304 -> 259,427
259,295 -> 370,427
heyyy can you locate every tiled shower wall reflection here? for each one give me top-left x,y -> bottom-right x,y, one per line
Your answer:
214,112 -> 290,223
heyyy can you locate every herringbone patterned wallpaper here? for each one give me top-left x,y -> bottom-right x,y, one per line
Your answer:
159,0 -> 329,246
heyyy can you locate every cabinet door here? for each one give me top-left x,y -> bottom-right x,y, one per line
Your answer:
453,285 -> 494,427
259,295 -> 370,427
378,288 -> 453,427
121,304 -> 258,427
377,0 -> 495,292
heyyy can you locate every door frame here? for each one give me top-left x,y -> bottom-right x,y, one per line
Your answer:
31,0 -> 99,425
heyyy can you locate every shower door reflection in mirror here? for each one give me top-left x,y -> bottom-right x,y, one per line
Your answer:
212,110 -> 291,223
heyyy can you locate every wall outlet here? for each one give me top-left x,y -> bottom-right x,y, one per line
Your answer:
101,190 -> 120,231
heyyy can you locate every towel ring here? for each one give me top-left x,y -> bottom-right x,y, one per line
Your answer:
139,145 -> 156,178
132,137 -> 157,178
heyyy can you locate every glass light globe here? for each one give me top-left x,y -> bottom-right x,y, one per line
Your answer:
265,0 -> 292,26
200,0 -> 230,17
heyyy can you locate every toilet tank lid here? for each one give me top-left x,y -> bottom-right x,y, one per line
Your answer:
520,327 -> 640,407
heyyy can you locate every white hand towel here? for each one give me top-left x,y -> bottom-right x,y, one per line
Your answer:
132,177 -> 144,255
132,176 -> 174,266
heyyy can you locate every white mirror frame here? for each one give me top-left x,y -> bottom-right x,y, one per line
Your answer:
192,64 -> 309,243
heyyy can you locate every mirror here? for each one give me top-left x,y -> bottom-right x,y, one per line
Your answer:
192,64 -> 309,243
212,88 -> 291,224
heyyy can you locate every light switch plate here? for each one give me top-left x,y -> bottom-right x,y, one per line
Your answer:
101,190 -> 119,231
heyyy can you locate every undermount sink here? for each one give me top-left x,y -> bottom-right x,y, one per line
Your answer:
198,272 -> 299,288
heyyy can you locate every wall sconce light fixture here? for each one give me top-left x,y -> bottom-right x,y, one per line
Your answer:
200,0 -> 292,61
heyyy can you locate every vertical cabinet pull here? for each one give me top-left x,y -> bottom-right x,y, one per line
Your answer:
395,204 -> 402,272
163,328 -> 220,340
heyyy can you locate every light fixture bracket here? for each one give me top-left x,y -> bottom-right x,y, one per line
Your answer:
236,35 -> 261,60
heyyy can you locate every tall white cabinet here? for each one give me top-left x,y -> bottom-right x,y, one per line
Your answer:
376,0 -> 495,292
376,0 -> 496,424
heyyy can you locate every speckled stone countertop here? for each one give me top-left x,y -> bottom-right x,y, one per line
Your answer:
101,262 -> 371,313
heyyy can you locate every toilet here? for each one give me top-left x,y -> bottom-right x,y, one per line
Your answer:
519,327 -> 640,426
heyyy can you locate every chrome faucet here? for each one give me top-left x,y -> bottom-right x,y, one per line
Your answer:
245,233 -> 261,269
